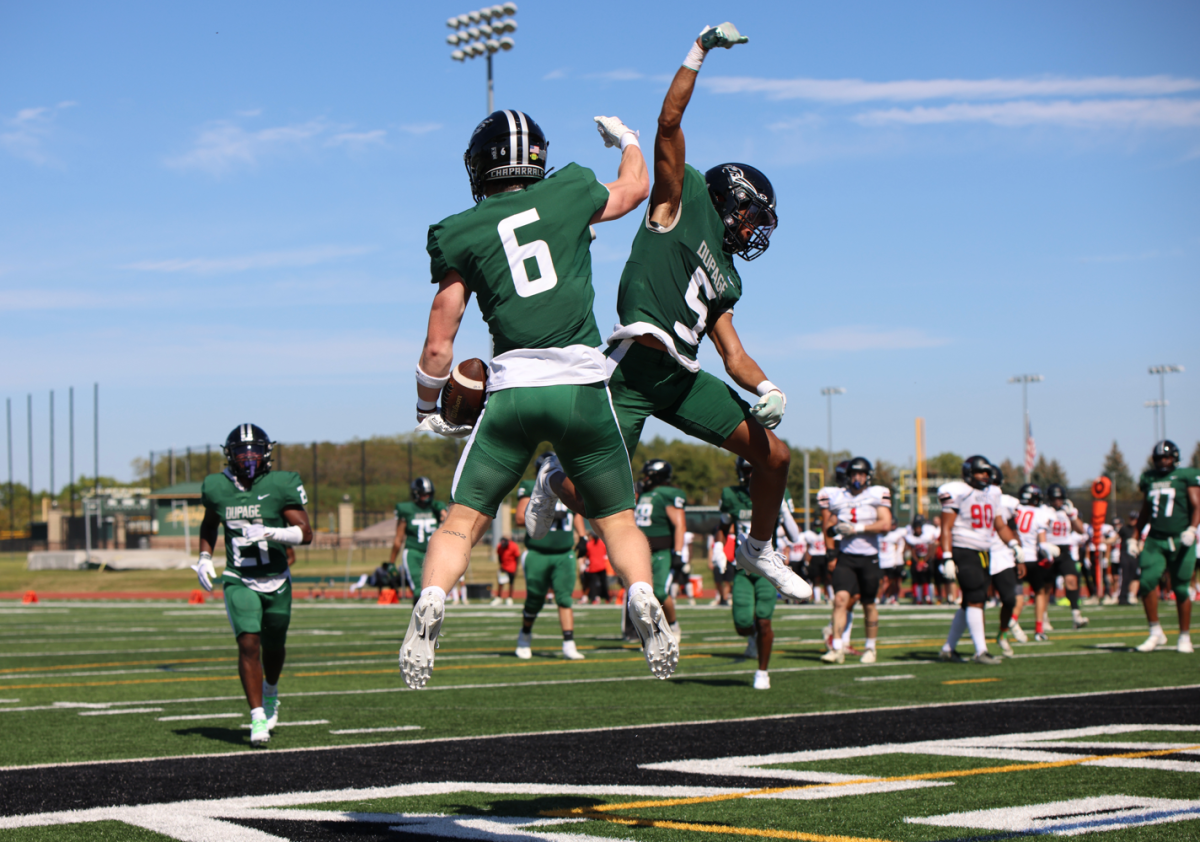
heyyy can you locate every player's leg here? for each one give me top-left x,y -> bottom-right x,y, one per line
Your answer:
223,581 -> 273,745
993,567 -> 1018,656
857,555 -> 882,663
517,549 -> 552,659
1135,539 -> 1169,652
956,549 -> 998,663
1167,545 -> 1194,651
259,583 -> 291,729
550,551 -> 585,659
650,549 -> 678,627
1059,553 -> 1087,628
823,562 -> 856,663
404,550 -> 426,606
732,570 -> 758,661
752,574 -> 777,680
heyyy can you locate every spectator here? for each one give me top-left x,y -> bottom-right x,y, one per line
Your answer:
582,533 -> 611,604
491,537 -> 522,606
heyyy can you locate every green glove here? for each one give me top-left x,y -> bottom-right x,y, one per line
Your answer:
701,22 -> 748,50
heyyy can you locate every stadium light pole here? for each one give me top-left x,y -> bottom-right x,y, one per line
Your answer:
1144,399 -> 1166,445
446,3 -> 518,115
1147,365 -> 1183,439
820,387 -> 846,476
1007,374 -> 1043,475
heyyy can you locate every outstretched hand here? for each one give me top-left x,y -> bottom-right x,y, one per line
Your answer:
700,22 -> 748,50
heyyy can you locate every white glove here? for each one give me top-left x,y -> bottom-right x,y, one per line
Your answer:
700,22 -> 748,50
1182,527 -> 1197,547
1062,500 -> 1078,518
191,552 -> 216,592
1041,543 -> 1060,559
1008,540 -> 1022,555
835,522 -> 864,536
243,523 -> 267,542
750,386 -> 786,429
943,560 -> 957,581
711,542 -> 727,574
1126,538 -> 1141,555
594,116 -> 637,149
416,413 -> 474,439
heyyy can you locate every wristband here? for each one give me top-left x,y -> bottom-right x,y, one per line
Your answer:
199,551 -> 212,562
620,132 -> 640,151
682,41 -> 706,72
417,398 -> 437,412
756,380 -> 781,397
1008,540 -> 1021,553
416,364 -> 450,390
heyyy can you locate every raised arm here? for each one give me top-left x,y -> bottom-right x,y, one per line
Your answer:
591,117 -> 650,224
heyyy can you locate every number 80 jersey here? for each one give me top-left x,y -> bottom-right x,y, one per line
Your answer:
938,480 -> 1001,551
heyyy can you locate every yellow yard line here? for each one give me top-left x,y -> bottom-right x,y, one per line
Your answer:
0,657 -> 232,674
573,815 -> 895,842
942,678 -> 1002,685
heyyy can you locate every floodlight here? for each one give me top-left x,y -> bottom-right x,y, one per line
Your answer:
451,49 -> 466,61
478,23 -> 492,36
502,2 -> 517,14
499,36 -> 514,50
447,16 -> 461,28
468,10 -> 481,22
485,38 -> 500,52
488,5 -> 505,17
456,13 -> 471,26
447,33 -> 460,45
466,26 -> 480,40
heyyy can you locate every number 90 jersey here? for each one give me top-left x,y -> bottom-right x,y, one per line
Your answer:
1138,466 -> 1200,538
938,480 -> 1001,551
427,163 -> 612,375
820,485 -> 892,555
609,164 -> 743,372
200,470 -> 308,584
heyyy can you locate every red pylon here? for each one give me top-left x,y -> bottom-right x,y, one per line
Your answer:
21,591 -> 38,604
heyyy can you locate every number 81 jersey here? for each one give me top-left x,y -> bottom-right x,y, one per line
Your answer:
938,480 -> 1001,551
200,470 -> 308,584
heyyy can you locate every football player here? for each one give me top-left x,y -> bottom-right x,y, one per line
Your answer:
389,477 -> 448,606
987,465 -> 1026,656
529,23 -> 811,607
878,523 -> 907,604
634,459 -> 687,640
1012,484 -> 1057,641
1133,441 -> 1198,653
1043,483 -> 1089,629
400,107 -> 680,689
937,456 -> 1022,665
820,457 -> 892,665
799,524 -> 828,602
193,424 -> 312,747
515,452 -> 587,660
904,514 -> 940,605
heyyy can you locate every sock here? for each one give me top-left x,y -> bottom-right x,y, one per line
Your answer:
865,638 -> 876,650
1067,588 -> 1080,610
1012,605 -> 1023,620
944,609 -> 966,651
250,707 -> 265,721
521,617 -> 535,634
421,586 -> 446,603
1149,622 -> 1163,636
262,681 -> 278,698
967,606 -> 987,654
832,637 -> 843,651
744,536 -> 769,556
1035,620 -> 1044,634
562,629 -> 574,642
1072,608 -> 1083,622
1179,631 -> 1191,642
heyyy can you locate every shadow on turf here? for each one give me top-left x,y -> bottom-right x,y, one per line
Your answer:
172,726 -> 248,747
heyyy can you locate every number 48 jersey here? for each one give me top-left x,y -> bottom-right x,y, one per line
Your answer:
938,480 -> 1001,551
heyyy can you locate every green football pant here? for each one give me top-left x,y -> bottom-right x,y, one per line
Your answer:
651,548 -> 674,603
607,340 -> 753,456
452,382 -> 635,519
403,549 -> 425,592
223,579 -> 291,651
1139,535 -> 1196,600
523,549 -> 577,619
732,569 -> 776,630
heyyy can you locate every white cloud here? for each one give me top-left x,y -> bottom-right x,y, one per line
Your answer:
121,244 -> 373,275
327,130 -> 387,148
542,68 -> 568,81
787,326 -> 950,352
587,69 -> 646,82
397,123 -> 442,136
700,74 -> 1200,103
0,101 -> 77,165
856,98 -> 1200,128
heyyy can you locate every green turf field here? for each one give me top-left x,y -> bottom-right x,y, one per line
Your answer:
0,599 -> 1190,768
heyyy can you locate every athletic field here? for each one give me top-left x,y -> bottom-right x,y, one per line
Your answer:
1,598 -> 1196,840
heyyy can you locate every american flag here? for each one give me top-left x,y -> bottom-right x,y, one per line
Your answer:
1024,423 -> 1037,478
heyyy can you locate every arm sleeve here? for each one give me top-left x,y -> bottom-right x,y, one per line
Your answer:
779,503 -> 801,543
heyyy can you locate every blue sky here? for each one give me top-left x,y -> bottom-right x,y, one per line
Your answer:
2,0 -> 1198,490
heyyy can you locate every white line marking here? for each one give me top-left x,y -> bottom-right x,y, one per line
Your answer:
0,699 -> 18,703
78,707 -> 163,716
239,719 -> 329,729
4,683 -> 1196,772
329,725 -> 423,735
855,674 -> 915,682
157,713 -> 244,722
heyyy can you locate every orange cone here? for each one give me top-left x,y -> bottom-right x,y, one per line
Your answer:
22,591 -> 38,603
379,587 -> 397,605
188,590 -> 207,604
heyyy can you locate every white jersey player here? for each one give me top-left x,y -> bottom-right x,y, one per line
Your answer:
1041,483 -> 1088,629
986,467 -> 1028,654
878,526 -> 907,604
904,515 -> 940,604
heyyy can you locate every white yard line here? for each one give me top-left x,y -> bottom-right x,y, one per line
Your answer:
329,725 -> 422,734
78,707 -> 163,716
157,713 -> 244,721
239,720 -> 329,729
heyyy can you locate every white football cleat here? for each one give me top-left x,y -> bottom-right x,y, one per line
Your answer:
524,454 -> 562,540
1009,622 -> 1028,643
627,589 -> 679,679
562,639 -> 585,660
250,718 -> 270,747
998,636 -> 1014,658
820,648 -> 844,664
264,695 -> 281,730
1136,630 -> 1169,652
753,670 -> 770,690
515,630 -> 533,660
399,590 -> 445,689
860,648 -> 877,665
1177,634 -> 1193,654
735,543 -> 812,600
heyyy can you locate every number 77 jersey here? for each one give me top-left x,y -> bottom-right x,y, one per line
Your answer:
1138,466 -> 1200,537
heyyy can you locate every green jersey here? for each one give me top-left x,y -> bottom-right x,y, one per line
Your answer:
719,485 -> 792,550
427,163 -> 611,357
200,470 -> 307,583
517,479 -> 576,553
635,485 -> 686,539
395,500 -> 447,554
1138,467 -> 1199,537
612,164 -> 743,369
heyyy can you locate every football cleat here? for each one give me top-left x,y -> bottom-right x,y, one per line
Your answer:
627,589 -> 679,679
264,695 -> 281,730
250,718 -> 270,747
973,652 -> 1003,666
1009,622 -> 1029,644
1034,632 -> 1050,642
399,590 -> 445,689
753,669 -> 770,690
516,630 -> 533,660
938,649 -> 965,663
524,454 -> 562,540
561,639 -> 585,660
1136,630 -> 1169,652
860,648 -> 877,665
1178,635 -> 1194,654
1073,616 -> 1090,629
998,636 -> 1014,658
742,635 -> 758,660
735,543 -> 812,600
820,648 -> 844,664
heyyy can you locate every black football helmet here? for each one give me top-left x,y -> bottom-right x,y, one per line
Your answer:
834,459 -> 851,488
846,457 -> 873,493
223,424 -> 274,486
736,456 -> 752,486
411,477 -> 434,505
962,455 -> 992,490
1018,483 -> 1042,506
1045,483 -> 1068,509
464,110 -> 548,203
641,459 -> 673,489
989,464 -> 1004,487
704,163 -> 777,260
912,514 -> 926,531
1151,440 -> 1180,473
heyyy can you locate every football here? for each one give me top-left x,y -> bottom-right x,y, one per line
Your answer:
441,358 -> 488,427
